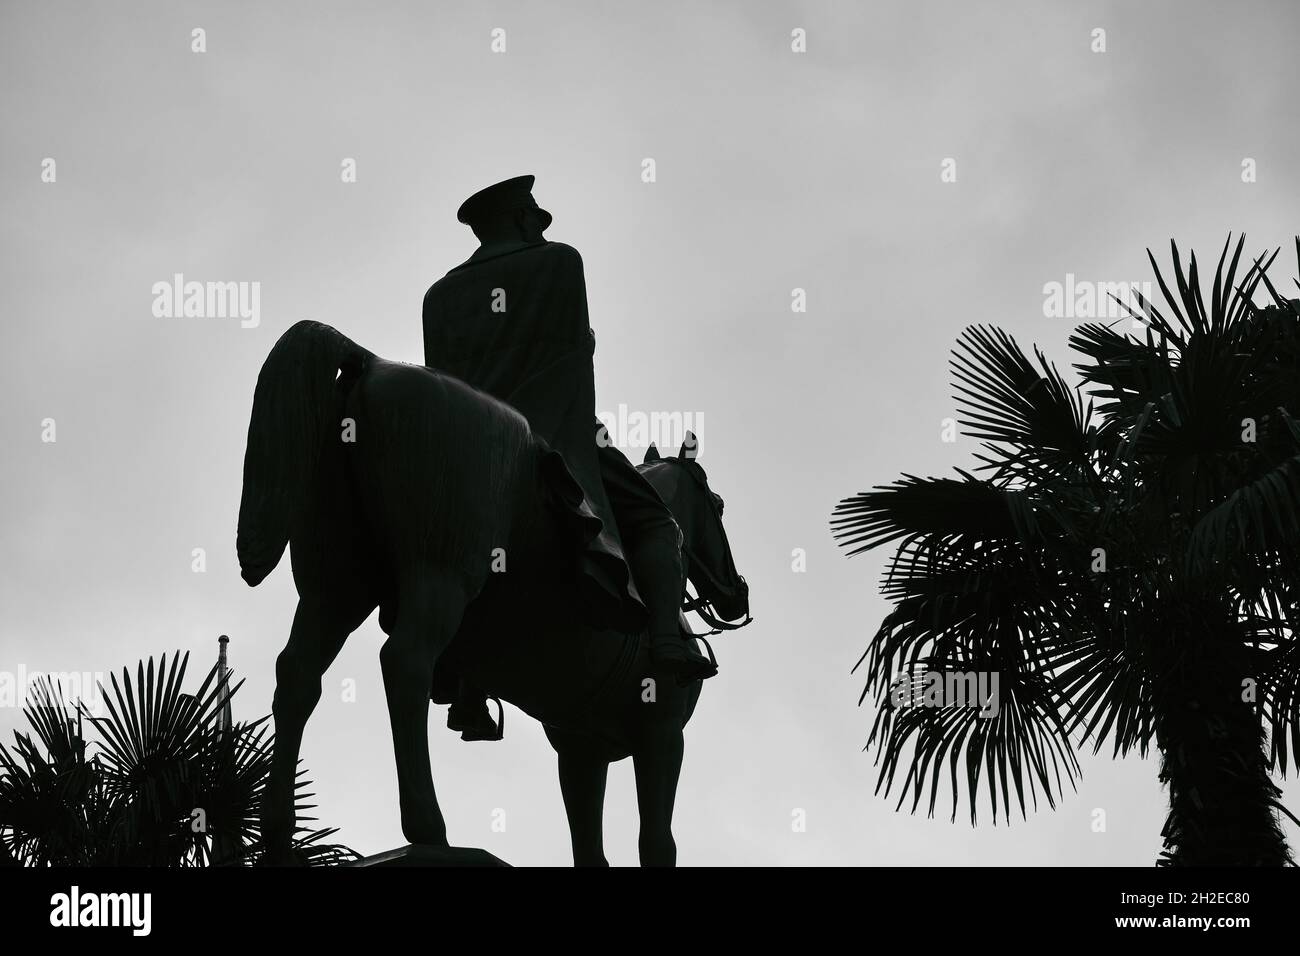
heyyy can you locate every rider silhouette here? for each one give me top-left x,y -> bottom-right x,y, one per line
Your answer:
423,175 -> 717,741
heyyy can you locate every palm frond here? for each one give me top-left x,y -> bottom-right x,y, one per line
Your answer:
831,473 -> 1043,557
949,325 -> 1093,483
0,651 -> 355,866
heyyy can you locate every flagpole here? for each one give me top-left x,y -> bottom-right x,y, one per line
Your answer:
213,634 -> 240,864
217,635 -> 233,733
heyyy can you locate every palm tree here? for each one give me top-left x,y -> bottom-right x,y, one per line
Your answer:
831,236 -> 1300,865
0,651 -> 355,866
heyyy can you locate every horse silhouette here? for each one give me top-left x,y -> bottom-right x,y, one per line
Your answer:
238,320 -> 749,866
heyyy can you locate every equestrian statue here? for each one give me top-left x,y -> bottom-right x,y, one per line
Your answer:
239,176 -> 750,866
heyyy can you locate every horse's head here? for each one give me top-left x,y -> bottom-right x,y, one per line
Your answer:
637,433 -> 751,631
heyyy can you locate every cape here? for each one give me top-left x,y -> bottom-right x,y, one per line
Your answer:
422,239 -> 647,631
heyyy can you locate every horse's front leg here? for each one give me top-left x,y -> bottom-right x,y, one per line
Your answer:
548,730 -> 611,867
379,566 -> 469,846
632,723 -> 685,867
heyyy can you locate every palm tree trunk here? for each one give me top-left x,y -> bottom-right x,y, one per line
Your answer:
1151,617 -> 1291,865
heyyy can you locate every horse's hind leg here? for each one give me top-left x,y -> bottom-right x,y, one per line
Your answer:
379,566 -> 469,846
264,586 -> 375,862
548,729 -> 611,867
632,725 -> 685,867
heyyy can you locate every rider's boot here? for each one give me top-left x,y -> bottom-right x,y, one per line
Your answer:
447,679 -> 502,741
632,522 -> 718,684
650,630 -> 716,684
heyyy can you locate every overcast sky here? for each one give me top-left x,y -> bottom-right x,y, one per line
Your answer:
3,0 -> 1300,865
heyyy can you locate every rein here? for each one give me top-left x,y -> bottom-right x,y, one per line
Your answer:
681,580 -> 751,634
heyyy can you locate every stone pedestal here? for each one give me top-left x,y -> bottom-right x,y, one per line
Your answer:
350,844 -> 510,867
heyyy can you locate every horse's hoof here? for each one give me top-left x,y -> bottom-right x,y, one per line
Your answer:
398,817 -> 448,848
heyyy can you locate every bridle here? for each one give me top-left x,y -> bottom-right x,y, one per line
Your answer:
670,458 -> 753,637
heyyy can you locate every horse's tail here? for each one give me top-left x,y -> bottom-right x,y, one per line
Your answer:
237,320 -> 371,586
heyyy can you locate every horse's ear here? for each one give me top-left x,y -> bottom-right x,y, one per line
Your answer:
643,444 -> 660,463
679,432 -> 699,460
